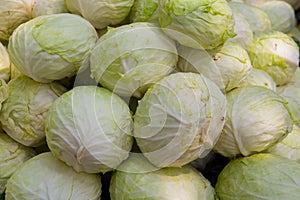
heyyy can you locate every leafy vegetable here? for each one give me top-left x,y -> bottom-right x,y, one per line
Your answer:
216,153 -> 300,200
110,154 -> 216,200
214,86 -> 293,157
90,22 -> 178,98
134,72 -> 226,167
8,13 -> 98,83
5,152 -> 102,199
158,0 -> 235,50
45,86 -> 133,173
65,0 -> 134,29
0,76 -> 67,147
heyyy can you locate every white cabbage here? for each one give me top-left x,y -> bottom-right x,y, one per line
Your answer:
5,152 -> 102,200
134,72 -> 226,167
45,86 -> 133,173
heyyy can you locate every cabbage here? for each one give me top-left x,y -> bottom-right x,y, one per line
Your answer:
247,31 -> 299,86
158,0 -> 235,50
276,84 -> 300,125
177,41 -> 253,93
267,124 -> 300,162
288,26 -> 300,42
0,0 -> 34,41
216,153 -> 300,200
238,68 -> 277,91
214,86 -> 293,157
32,0 -> 68,17
0,76 -> 67,147
259,1 -> 296,33
65,0 -> 134,29
110,154 -> 216,200
45,86 -> 133,173
244,0 -> 300,10
90,22 -> 178,98
229,1 -> 272,33
5,152 -> 102,200
227,12 -> 253,49
0,132 -> 36,194
8,13 -> 98,83
134,72 -> 226,167
290,67 -> 300,88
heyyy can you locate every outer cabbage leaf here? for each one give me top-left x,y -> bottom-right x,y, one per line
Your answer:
129,0 -> 159,23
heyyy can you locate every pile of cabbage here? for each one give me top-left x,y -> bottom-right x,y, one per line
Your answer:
1,0 -> 300,199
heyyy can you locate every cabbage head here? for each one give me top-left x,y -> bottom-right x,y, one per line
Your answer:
110,154 -> 216,200
177,41 -> 253,93
90,22 -> 178,98
227,12 -> 253,49
5,152 -> 102,200
290,67 -> 300,88
214,86 -> 293,157
158,0 -> 235,50
216,153 -> 300,200
32,0 -> 68,17
0,76 -> 67,147
8,13 -> 98,83
277,84 -> 300,125
267,124 -> 300,162
134,72 -> 226,167
229,1 -> 272,34
259,1 -> 296,33
247,31 -> 299,86
244,0 -> 300,10
0,132 -> 36,194
65,0 -> 134,29
45,86 -> 133,173
238,68 -> 276,91
0,0 -> 34,41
